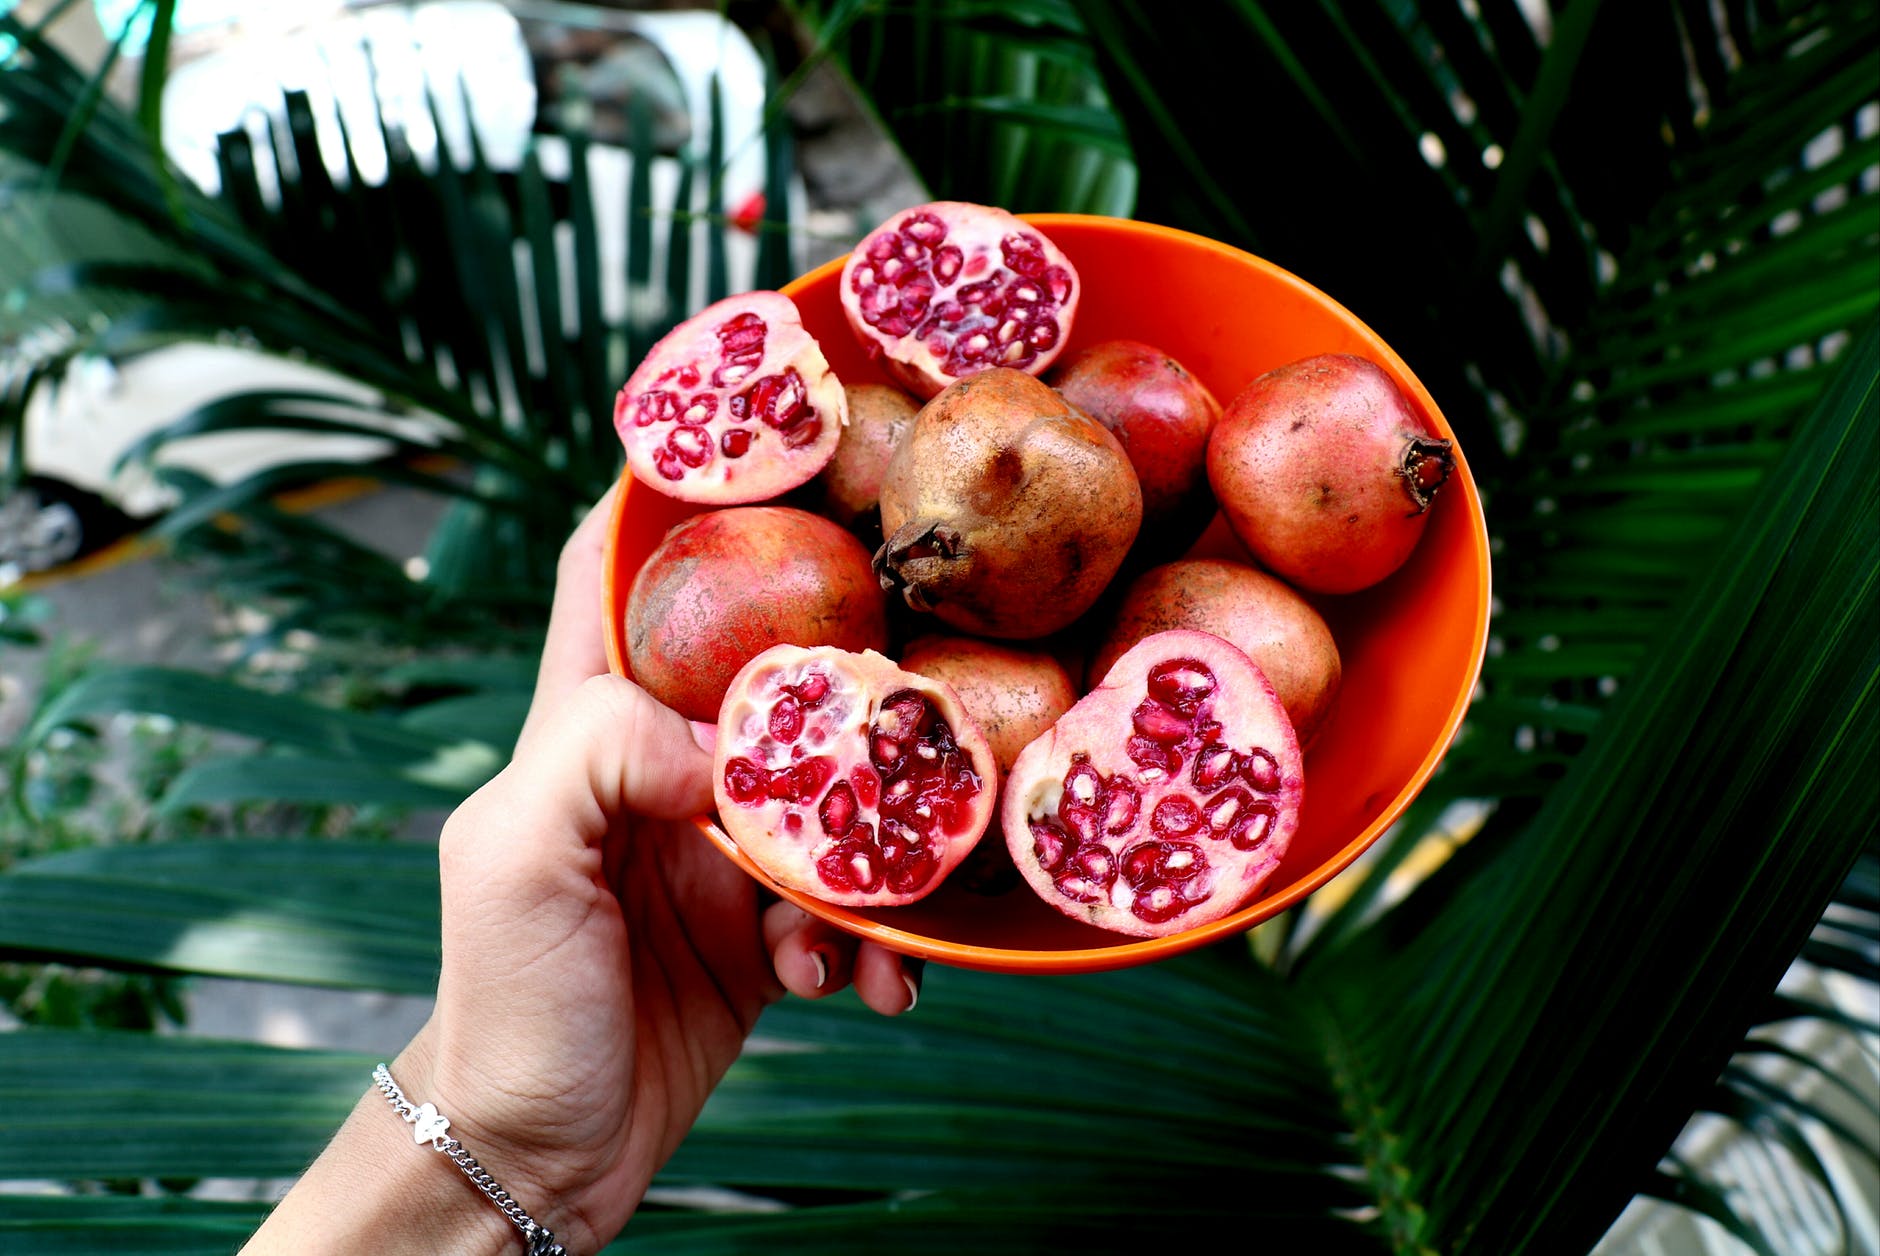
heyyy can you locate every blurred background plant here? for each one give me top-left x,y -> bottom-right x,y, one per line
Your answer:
0,0 -> 1875,1253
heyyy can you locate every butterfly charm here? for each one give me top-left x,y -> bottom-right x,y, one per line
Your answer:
411,1102 -> 450,1145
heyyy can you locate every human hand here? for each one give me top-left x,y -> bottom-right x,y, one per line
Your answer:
244,487 -> 920,1256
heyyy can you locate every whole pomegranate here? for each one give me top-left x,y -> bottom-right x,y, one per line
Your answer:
1088,559 -> 1342,747
1208,353 -> 1453,593
714,644 -> 998,905
1003,629 -> 1303,937
625,507 -> 888,722
874,367 -> 1142,640
614,290 -> 844,503
1046,339 -> 1221,560
897,635 -> 1077,775
812,382 -> 921,534
841,201 -> 1081,400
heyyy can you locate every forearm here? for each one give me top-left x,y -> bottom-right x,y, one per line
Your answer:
242,1033 -> 523,1256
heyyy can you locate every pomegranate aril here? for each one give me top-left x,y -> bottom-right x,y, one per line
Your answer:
721,429 -> 752,457
1126,735 -> 1181,776
769,694 -> 804,743
1244,748 -> 1281,793
1131,698 -> 1191,744
819,840 -> 882,893
1204,785 -> 1252,835
1228,801 -> 1278,851
789,756 -> 835,801
1151,795 -> 1202,839
850,763 -> 880,808
1031,819 -> 1071,873
1193,744 -> 1238,790
1131,885 -> 1188,925
724,757 -> 767,805
1146,658 -> 1216,714
1104,776 -> 1141,833
887,845 -> 938,894
669,427 -> 715,466
819,782 -> 857,836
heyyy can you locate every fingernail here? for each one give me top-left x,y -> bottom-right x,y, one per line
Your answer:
809,949 -> 829,991
901,958 -> 925,1012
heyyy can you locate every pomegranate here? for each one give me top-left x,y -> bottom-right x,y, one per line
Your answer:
625,507 -> 888,722
1046,340 -> 1222,560
812,382 -> 921,534
1088,559 -> 1342,747
714,644 -> 998,905
874,367 -> 1142,639
1002,630 -> 1303,937
1208,353 -> 1453,593
897,635 -> 1077,775
840,201 -> 1081,400
614,290 -> 844,503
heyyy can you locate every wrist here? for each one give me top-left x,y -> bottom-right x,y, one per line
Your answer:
243,1053 -> 515,1256
392,1027 -> 599,1255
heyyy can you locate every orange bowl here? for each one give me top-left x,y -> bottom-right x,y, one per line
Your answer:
603,214 -> 1490,974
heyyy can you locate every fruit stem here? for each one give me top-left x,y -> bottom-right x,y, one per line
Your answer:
874,521 -> 966,612
1397,437 -> 1456,514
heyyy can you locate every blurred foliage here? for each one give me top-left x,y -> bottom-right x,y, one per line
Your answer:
0,1 -> 1876,1253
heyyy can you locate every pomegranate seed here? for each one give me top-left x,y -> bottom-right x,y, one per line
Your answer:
723,757 -> 767,805
668,425 -> 712,468
795,673 -> 831,705
721,428 -> 752,457
819,782 -> 857,836
850,763 -> 880,808
1228,801 -> 1277,852
1205,786 -> 1252,835
1146,658 -> 1216,715
1243,748 -> 1281,793
1193,744 -> 1238,790
788,756 -> 835,801
1151,795 -> 1202,839
1131,698 -> 1191,745
1030,819 -> 1071,872
1126,735 -> 1180,776
769,694 -> 804,743
1104,776 -> 1141,833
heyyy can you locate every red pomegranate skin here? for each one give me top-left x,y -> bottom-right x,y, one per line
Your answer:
1047,340 -> 1221,560
625,506 -> 889,722
1002,629 -> 1303,938
1207,354 -> 1454,594
714,644 -> 997,906
1088,559 -> 1342,747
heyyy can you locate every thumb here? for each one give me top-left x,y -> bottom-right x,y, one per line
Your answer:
498,674 -> 716,843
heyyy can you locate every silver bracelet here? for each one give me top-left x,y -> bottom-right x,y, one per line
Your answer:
371,1063 -> 572,1256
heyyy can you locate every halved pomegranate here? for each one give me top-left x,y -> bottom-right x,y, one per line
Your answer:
714,644 -> 998,906
1002,630 -> 1303,937
614,291 -> 844,504
840,201 -> 1081,400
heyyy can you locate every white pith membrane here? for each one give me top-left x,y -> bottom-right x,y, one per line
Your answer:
714,646 -> 989,905
840,202 -> 1080,397
615,291 -> 845,504
1004,631 -> 1302,937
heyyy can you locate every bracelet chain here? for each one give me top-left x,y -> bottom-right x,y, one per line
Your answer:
371,1064 -> 571,1256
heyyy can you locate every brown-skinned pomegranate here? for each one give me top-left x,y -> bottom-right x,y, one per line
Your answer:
1003,629 -> 1303,937
874,367 -> 1142,640
1046,339 -> 1222,562
625,507 -> 888,722
841,202 -> 1081,400
812,382 -> 921,534
1089,559 -> 1342,747
1208,353 -> 1453,593
614,290 -> 844,503
714,644 -> 997,906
